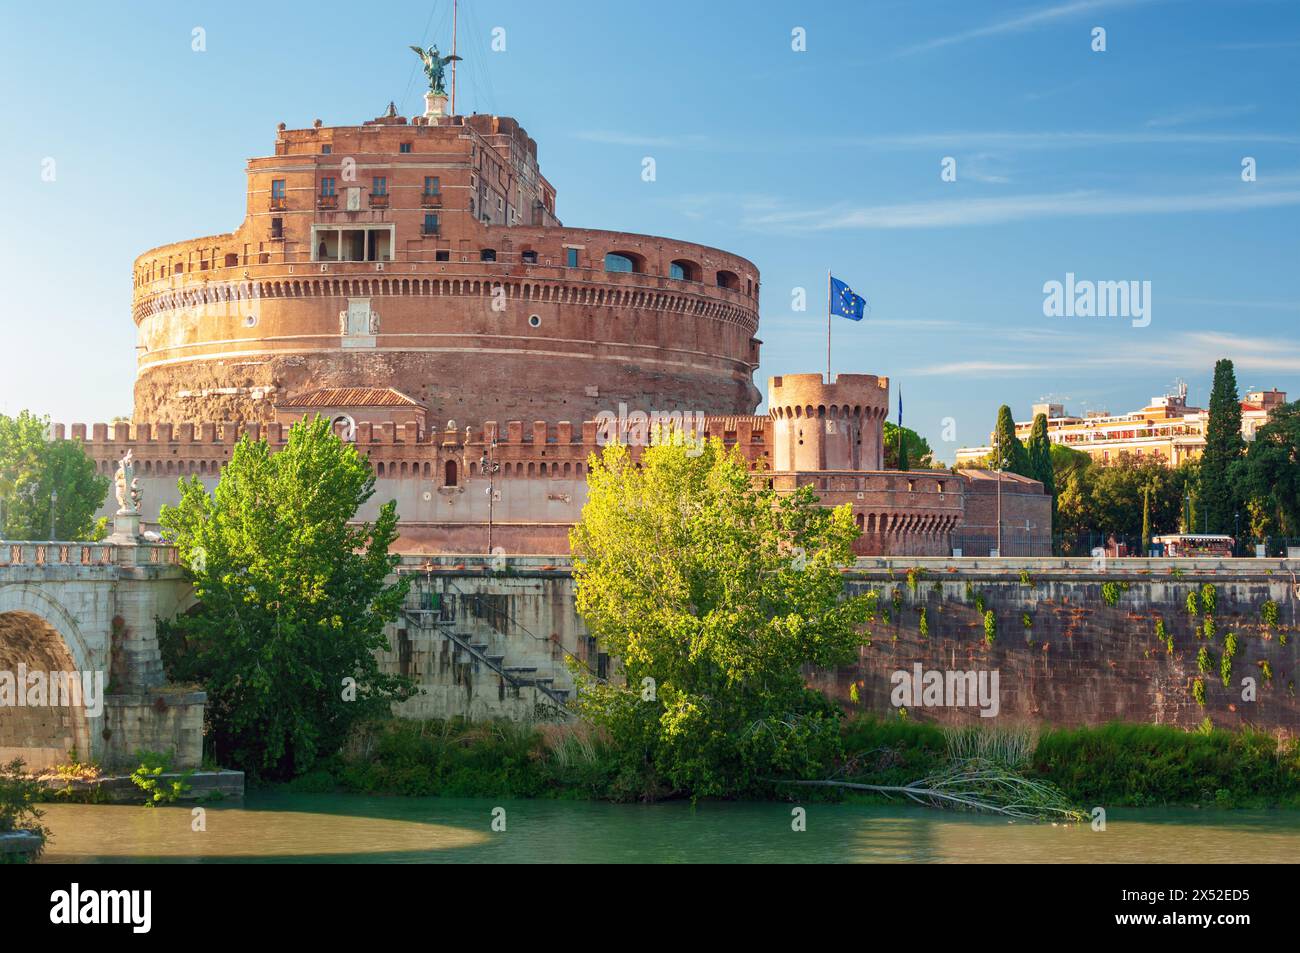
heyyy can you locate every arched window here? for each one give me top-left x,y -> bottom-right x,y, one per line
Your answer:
444,460 -> 458,487
605,252 -> 644,274
669,259 -> 699,281
716,270 -> 740,290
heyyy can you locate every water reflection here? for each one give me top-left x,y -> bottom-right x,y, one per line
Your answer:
37,793 -> 1300,864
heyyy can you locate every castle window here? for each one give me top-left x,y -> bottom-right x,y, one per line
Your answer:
444,460 -> 458,487
271,217 -> 283,239
321,144 -> 332,155
400,142 -> 412,153
716,270 -> 740,290
435,249 -> 450,262
566,248 -> 579,268
423,176 -> 440,195
605,252 -> 643,274
670,259 -> 699,281
521,250 -> 538,264
320,177 -> 336,196
423,213 -> 439,236
372,176 -> 387,196
480,248 -> 497,262
270,179 -> 286,210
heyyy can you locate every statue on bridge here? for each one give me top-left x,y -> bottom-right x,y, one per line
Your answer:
114,450 -> 142,515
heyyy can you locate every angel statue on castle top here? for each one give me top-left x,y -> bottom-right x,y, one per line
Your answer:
410,43 -> 461,95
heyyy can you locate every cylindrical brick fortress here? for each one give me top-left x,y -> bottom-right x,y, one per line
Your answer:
130,112 -> 761,424
769,373 -> 890,472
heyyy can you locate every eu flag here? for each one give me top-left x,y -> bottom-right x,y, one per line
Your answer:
830,276 -> 867,321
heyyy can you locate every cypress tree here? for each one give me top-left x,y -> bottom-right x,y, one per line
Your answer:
897,427 -> 909,472
1200,359 -> 1244,533
992,405 -> 1031,476
1026,413 -> 1056,534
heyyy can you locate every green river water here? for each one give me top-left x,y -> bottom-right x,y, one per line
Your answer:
33,793 -> 1300,863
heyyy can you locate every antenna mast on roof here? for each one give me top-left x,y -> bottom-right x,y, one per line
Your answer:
450,0 -> 459,116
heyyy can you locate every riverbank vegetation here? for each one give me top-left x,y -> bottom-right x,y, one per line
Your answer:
279,717 -> 1300,811
0,759 -> 49,863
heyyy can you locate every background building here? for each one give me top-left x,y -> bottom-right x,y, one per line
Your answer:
956,382 -> 1288,467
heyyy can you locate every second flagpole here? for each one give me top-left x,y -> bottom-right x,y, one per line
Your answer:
826,269 -> 832,382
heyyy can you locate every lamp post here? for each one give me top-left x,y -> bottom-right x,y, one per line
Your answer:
1234,511 -> 1240,556
994,428 -> 1003,558
479,433 -> 501,555
49,488 -> 57,541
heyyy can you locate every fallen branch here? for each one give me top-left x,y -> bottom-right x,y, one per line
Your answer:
774,761 -> 1087,822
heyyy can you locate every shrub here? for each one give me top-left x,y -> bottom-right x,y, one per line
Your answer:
0,759 -> 50,862
1200,583 -> 1217,615
983,610 -> 997,646
1261,600 -> 1280,628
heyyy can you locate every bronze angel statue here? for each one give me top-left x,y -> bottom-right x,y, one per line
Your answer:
410,44 -> 461,95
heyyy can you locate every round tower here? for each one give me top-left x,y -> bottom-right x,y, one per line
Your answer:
769,373 -> 889,472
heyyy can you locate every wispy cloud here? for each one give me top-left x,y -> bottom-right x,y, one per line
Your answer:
849,129 -> 1300,150
1145,104 -> 1258,128
907,330 -> 1300,376
1216,39 -> 1300,50
896,0 -> 1161,57
741,187 -> 1300,231
575,130 -> 716,149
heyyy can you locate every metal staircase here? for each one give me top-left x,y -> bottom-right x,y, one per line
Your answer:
399,589 -> 576,717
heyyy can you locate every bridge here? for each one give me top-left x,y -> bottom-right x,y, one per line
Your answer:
0,526 -> 201,773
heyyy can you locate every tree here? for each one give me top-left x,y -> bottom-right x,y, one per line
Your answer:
569,434 -> 875,798
0,411 -> 108,540
1232,400 -> 1300,537
991,405 -> 1031,477
1141,484 -> 1152,554
158,417 -> 415,779
1025,413 -> 1055,531
1200,359 -> 1244,534
883,422 -> 933,469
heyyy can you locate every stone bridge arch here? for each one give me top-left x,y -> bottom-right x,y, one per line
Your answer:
0,585 -> 97,773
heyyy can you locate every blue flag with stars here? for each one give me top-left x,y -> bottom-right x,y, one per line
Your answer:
830,276 -> 867,321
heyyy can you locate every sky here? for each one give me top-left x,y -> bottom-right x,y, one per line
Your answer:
2,0 -> 1297,462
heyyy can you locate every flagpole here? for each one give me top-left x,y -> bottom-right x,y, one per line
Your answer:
826,269 -> 832,383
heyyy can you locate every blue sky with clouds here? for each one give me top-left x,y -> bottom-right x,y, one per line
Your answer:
2,0 -> 1297,460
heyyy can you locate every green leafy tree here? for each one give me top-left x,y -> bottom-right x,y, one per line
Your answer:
158,417 -> 415,779
1231,401 -> 1300,537
0,411 -> 107,540
570,434 -> 875,799
991,405 -> 1032,477
1200,359 -> 1244,533
883,422 -> 933,469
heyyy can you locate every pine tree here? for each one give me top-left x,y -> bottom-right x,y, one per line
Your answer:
1200,359 -> 1244,534
992,405 -> 1031,476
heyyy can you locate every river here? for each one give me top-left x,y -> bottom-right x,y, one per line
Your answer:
32,793 -> 1300,863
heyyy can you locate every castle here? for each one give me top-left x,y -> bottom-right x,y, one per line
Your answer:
60,97 -> 1049,558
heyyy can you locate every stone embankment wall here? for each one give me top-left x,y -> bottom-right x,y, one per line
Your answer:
395,556 -> 1300,732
